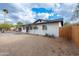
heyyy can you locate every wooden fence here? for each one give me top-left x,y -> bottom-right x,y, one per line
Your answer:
59,25 -> 79,48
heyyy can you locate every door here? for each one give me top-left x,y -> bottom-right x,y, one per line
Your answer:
18,28 -> 22,32
26,27 -> 29,32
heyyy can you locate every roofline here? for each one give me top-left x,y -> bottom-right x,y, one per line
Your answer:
22,18 -> 63,26
30,18 -> 63,25
28,21 -> 63,26
33,18 -> 63,23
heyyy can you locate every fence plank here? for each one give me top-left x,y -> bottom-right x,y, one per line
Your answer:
59,25 -> 79,48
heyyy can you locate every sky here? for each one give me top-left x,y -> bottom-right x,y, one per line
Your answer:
0,3 -> 77,24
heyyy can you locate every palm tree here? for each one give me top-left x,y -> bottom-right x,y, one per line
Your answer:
3,9 -> 8,24
2,9 -> 8,33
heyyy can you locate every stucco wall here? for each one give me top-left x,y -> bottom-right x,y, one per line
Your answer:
29,23 -> 60,37
21,27 -> 26,33
29,25 -> 46,35
46,23 -> 59,37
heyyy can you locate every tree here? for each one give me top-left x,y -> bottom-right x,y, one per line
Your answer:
2,9 -> 8,23
1,9 -> 9,32
16,21 -> 23,28
17,21 -> 23,25
64,22 -> 69,26
0,24 -> 14,31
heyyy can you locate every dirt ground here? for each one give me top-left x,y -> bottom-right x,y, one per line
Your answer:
0,32 -> 79,56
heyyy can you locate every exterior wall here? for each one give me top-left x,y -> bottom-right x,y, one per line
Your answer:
28,23 -> 60,37
21,29 -> 26,33
46,23 -> 59,37
29,25 -> 45,35
21,26 -> 26,33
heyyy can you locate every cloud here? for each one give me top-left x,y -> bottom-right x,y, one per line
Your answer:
0,3 -> 77,24
11,3 -> 53,23
35,13 -> 49,19
12,10 -> 36,23
10,3 -> 36,24
6,18 -> 12,22
0,20 -> 4,24
0,13 -> 3,18
8,3 -> 77,23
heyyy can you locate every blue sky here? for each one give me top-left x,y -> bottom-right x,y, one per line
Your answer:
0,3 -> 77,24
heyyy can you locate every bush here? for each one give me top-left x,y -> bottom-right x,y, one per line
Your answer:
45,33 -> 49,37
0,23 -> 14,32
45,33 -> 55,38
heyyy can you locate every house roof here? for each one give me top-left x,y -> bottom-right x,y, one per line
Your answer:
32,18 -> 63,26
22,18 -> 63,26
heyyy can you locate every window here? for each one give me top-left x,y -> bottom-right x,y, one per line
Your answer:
42,25 -> 47,30
23,26 -> 26,30
33,25 -> 38,29
30,26 -> 32,30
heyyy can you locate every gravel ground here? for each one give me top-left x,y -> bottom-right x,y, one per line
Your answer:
0,32 -> 79,56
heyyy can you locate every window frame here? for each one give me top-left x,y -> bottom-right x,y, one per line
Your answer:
42,25 -> 47,30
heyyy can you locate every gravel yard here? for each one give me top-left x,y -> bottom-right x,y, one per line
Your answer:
0,32 -> 79,56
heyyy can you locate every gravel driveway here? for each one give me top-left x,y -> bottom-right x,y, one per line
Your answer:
0,32 -> 79,56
